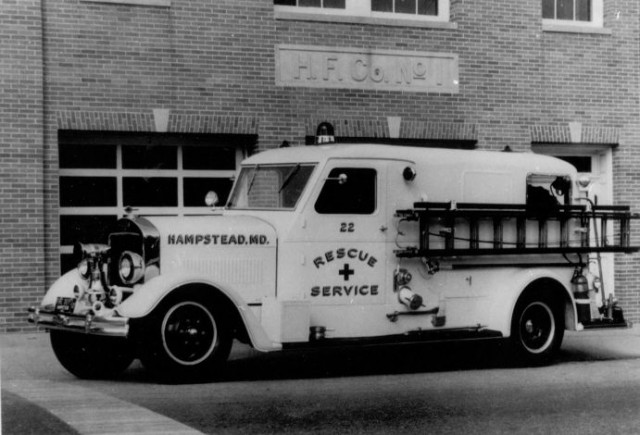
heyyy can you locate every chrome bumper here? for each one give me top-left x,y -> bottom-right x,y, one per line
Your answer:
28,307 -> 129,337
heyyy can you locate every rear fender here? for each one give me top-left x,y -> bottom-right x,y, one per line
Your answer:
116,273 -> 281,352
488,268 -> 576,337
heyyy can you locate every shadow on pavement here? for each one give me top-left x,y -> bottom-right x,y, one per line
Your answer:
118,339 -> 521,384
1,391 -> 81,435
7,330 -> 640,385
118,329 -> 640,384
221,340 -> 511,382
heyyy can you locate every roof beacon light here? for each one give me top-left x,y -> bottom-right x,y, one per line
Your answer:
315,122 -> 335,145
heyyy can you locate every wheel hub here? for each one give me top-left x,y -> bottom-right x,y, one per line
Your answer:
519,301 -> 555,354
161,301 -> 217,365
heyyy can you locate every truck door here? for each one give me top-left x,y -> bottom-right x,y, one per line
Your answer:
296,160 -> 388,338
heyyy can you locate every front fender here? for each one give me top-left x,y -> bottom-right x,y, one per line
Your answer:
116,272 -> 281,352
41,269 -> 88,308
486,267 -> 576,337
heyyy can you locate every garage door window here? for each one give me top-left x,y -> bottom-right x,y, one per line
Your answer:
58,138 -> 244,273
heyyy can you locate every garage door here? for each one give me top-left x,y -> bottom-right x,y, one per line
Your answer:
58,132 -> 255,273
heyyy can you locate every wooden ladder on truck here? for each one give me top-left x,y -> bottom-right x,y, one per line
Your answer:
394,202 -> 640,328
395,202 -> 638,258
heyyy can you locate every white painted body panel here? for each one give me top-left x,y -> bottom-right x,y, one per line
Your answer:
146,215 -> 277,305
39,145 -> 584,350
247,146 -> 577,343
116,272 -> 281,352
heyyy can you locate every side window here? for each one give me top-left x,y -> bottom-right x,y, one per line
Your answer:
315,168 -> 376,214
526,174 -> 572,210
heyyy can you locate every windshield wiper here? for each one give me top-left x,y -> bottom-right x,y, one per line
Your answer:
246,165 -> 260,196
279,164 -> 301,193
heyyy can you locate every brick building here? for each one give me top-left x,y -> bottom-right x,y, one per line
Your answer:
1,0 -> 639,332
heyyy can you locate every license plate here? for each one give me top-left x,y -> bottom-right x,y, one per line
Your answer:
55,297 -> 76,314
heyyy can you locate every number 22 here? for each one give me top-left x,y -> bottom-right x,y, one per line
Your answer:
340,222 -> 355,233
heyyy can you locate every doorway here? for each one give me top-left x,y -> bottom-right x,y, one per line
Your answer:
535,145 -> 615,303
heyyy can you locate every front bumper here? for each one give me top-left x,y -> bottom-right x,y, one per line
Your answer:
28,306 -> 129,337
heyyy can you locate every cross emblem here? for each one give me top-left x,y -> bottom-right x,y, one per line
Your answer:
338,263 -> 354,281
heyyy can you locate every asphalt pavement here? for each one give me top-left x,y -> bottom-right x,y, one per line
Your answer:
2,325 -> 640,434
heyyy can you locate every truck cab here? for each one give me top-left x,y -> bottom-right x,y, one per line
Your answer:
29,144 -> 638,380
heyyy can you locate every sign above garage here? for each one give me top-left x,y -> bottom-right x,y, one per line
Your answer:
276,44 -> 459,94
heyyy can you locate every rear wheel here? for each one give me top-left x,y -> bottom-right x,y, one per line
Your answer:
137,294 -> 232,382
510,291 -> 564,365
50,330 -> 134,379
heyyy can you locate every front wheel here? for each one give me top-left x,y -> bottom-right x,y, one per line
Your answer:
50,330 -> 134,379
510,291 -> 564,366
137,295 -> 232,382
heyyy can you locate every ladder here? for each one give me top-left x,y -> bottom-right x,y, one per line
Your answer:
395,202 -> 639,259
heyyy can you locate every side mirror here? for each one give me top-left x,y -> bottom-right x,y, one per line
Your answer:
327,173 -> 348,185
205,191 -> 219,207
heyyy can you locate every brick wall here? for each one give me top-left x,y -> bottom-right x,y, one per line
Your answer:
0,0 -> 45,332
274,0 -> 640,320
3,0 -> 640,331
42,0 -> 279,295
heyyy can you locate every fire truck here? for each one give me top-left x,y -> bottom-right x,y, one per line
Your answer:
29,144 -> 638,380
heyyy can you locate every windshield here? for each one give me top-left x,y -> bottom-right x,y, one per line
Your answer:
227,164 -> 316,210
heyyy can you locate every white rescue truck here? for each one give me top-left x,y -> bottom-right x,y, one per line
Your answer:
29,144 -> 639,380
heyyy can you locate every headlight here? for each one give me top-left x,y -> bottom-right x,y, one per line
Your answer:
118,251 -> 145,284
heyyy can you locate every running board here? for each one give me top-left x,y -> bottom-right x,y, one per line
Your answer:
283,326 -> 503,350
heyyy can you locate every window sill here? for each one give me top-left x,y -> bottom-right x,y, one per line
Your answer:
275,10 -> 457,30
542,23 -> 611,35
80,0 -> 170,7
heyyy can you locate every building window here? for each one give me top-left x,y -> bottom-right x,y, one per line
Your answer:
275,0 -> 345,8
372,0 -> 437,16
275,0 -> 450,25
542,0 -> 589,21
542,0 -> 603,29
58,133 -> 249,273
80,0 -> 171,7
